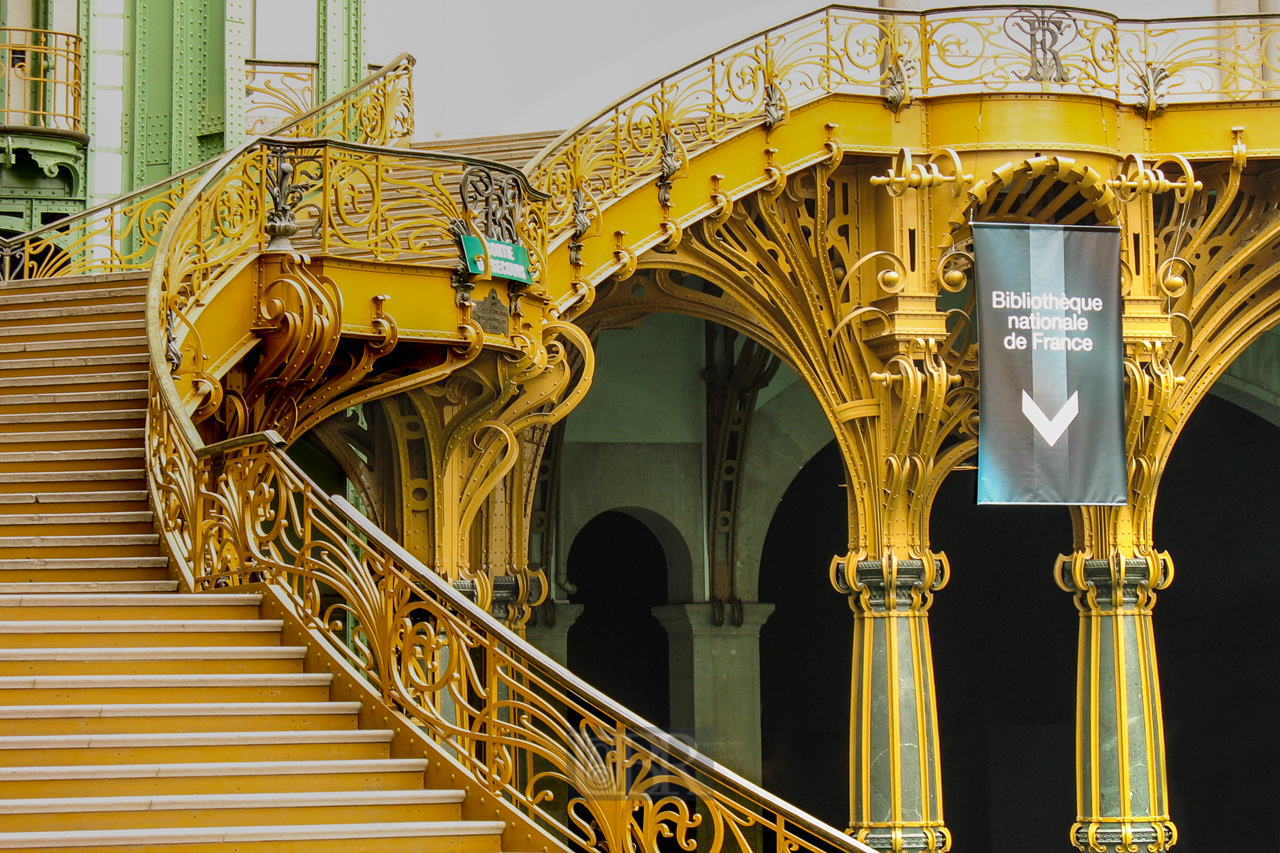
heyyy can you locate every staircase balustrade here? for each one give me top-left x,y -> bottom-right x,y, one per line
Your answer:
0,53 -> 415,283
525,5 -> 1280,250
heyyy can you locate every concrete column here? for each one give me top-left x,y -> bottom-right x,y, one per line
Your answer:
523,602 -> 584,667
652,602 -> 774,783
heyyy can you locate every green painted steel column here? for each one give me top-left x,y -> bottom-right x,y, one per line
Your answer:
836,558 -> 948,853
1059,557 -> 1176,853
317,0 -> 362,101
128,0 -> 244,190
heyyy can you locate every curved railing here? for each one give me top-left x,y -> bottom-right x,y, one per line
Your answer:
143,85 -> 873,853
0,53 -> 414,283
526,4 -> 1280,245
0,27 -> 83,132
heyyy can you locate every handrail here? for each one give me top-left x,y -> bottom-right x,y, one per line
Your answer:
144,73 -> 873,853
0,26 -> 83,133
525,3 -> 1280,247
0,53 -> 415,283
145,132 -> 541,453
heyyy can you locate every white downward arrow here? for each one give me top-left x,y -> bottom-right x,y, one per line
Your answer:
1021,390 -> 1079,447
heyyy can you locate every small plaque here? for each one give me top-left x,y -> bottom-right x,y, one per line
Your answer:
472,288 -> 510,336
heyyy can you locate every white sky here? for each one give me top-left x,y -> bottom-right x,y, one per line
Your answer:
362,0 -> 1222,141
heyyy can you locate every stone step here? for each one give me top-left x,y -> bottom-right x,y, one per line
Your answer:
0,354 -> 148,377
0,758 -> 429,799
0,319 -> 143,342
0,371 -> 147,390
0,672 -> 333,705
0,430 -> 143,446
0,619 -> 283,649
0,410 -> 143,426
0,702 -> 361,736
0,594 -> 260,621
0,304 -> 143,326
0,337 -> 146,356
0,729 -> 394,767
0,389 -> 146,409
0,286 -> 146,309
0,557 -> 168,585
0,512 -> 153,526
0,491 -> 148,508
0,789 -> 466,832
0,581 -> 176,593
0,470 -> 145,486
0,645 -> 304,676
0,818 -> 504,851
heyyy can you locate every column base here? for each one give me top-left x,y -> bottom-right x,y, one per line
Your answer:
1073,819 -> 1175,853
852,823 -> 951,853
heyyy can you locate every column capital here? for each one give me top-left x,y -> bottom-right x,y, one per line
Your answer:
652,602 -> 774,638
523,602 -> 585,668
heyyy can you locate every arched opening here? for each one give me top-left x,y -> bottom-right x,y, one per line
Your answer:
1153,394 -> 1280,852
758,440 -> 852,827
758,437 -> 1080,850
566,509 -> 671,729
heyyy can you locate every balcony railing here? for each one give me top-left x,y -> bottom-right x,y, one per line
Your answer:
0,27 -> 82,134
246,59 -> 318,135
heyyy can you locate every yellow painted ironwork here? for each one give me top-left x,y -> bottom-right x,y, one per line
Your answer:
113,6 -> 1280,853
0,26 -> 82,132
246,60 -> 318,135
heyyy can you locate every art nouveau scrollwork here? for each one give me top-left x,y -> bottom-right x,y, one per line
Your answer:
636,148 -> 977,852
371,322 -> 594,624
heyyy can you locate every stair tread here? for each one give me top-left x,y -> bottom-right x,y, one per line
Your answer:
0,286 -> 146,308
0,729 -> 393,749
0,620 -> 281,633
0,337 -> 147,355
0,557 -> 167,569
0,412 -> 143,425
0,371 -> 147,388
0,471 -> 145,483
0,319 -> 143,340
0,582 -> 177,593
0,354 -> 147,372
0,430 -> 143,444
0,647 -> 302,661
0,673 -> 331,687
0,535 -> 158,546
0,492 -> 147,505
0,513 -> 152,526
0,594 -> 259,606
0,702 -> 361,719
0,448 -> 144,461
0,788 -> 466,813
0,819 -> 504,845
0,758 -> 428,780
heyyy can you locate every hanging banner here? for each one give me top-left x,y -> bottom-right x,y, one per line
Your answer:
973,222 -> 1127,505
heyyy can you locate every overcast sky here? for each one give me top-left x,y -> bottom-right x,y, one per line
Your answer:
361,0 -> 1222,141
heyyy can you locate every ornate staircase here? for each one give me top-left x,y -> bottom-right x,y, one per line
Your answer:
0,273 -> 505,850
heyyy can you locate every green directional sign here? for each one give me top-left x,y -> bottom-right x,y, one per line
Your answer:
460,235 -> 533,285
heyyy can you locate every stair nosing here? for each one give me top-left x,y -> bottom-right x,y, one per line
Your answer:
0,702 -> 361,719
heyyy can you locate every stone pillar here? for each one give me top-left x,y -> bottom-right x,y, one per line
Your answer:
1059,556 -> 1175,853
523,602 -> 584,667
652,601 -> 774,782
836,559 -> 947,853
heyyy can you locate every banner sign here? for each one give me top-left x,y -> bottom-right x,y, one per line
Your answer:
973,222 -> 1127,505
460,235 -> 533,285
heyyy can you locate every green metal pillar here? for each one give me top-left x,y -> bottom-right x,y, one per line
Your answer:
128,0 -> 245,189
317,0 -> 362,101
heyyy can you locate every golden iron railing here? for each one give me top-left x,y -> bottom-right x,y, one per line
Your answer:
0,52 -> 415,283
525,4 -> 1280,247
0,27 -> 82,133
246,60 -> 318,135
144,109 -> 873,853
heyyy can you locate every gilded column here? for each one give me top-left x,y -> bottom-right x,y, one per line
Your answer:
1057,549 -> 1175,853
663,143 -> 977,852
834,558 -> 946,853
